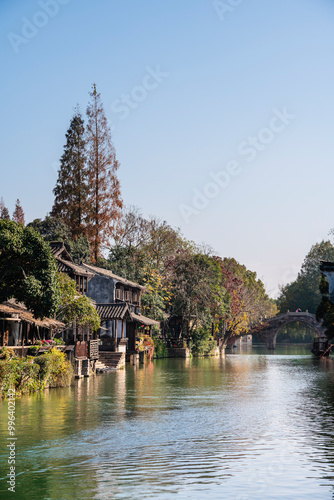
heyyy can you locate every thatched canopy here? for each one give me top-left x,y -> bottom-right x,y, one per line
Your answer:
0,301 -> 64,329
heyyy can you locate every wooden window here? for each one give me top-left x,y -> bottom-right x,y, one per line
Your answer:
115,289 -> 121,300
133,292 -> 138,303
125,291 -> 131,302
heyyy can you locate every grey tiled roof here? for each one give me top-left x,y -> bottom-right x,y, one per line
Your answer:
95,303 -> 160,326
131,312 -> 160,326
83,263 -> 145,290
96,303 -> 132,320
57,258 -> 94,278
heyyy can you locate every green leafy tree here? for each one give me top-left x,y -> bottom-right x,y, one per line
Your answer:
278,241 -> 334,314
171,251 -> 223,336
316,274 -> 334,339
28,216 -> 91,265
68,235 -> 91,265
141,266 -> 171,322
212,257 -> 277,346
56,273 -> 100,331
0,220 -> 60,318
28,216 -> 71,243
0,198 -> 10,220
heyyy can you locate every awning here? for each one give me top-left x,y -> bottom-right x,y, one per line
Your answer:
0,302 -> 65,329
95,303 -> 160,326
131,313 -> 160,327
96,303 -> 132,320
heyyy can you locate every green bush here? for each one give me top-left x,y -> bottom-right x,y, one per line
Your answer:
54,338 -> 64,345
0,358 -> 41,396
35,348 -> 73,388
189,329 -> 217,357
0,348 -> 73,397
0,347 -> 18,361
153,337 -> 169,358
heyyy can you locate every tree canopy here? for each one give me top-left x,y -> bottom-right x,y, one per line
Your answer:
56,273 -> 100,331
0,219 -> 60,318
277,241 -> 334,314
104,207 -> 276,346
28,216 -> 91,265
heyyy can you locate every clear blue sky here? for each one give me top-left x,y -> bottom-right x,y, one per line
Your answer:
1,0 -> 334,296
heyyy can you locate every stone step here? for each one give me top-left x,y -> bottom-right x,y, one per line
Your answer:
98,352 -> 125,369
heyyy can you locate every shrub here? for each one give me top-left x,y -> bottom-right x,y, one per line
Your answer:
54,338 -> 64,345
153,337 -> 169,358
35,348 -> 73,388
0,358 -> 41,397
0,348 -> 73,397
0,347 -> 17,361
189,328 -> 217,357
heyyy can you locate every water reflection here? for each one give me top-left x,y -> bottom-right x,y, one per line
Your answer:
1,347 -> 334,499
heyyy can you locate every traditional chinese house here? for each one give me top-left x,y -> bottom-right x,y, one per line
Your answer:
82,264 -> 160,355
49,243 -> 159,367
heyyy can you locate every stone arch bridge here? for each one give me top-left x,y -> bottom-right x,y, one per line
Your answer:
247,311 -> 326,349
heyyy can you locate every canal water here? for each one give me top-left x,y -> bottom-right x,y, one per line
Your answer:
1,346 -> 334,499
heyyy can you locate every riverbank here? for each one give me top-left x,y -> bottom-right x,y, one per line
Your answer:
0,347 -> 73,398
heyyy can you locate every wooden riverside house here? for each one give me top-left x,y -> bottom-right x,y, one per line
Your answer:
82,264 -> 160,362
51,243 -> 159,369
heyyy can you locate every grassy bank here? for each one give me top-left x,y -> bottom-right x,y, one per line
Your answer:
0,347 -> 73,398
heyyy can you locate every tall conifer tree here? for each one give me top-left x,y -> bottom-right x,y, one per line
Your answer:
86,84 -> 122,262
51,109 -> 88,238
12,199 -> 25,225
0,197 -> 10,220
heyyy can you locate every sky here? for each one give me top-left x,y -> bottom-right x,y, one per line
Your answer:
1,0 -> 334,297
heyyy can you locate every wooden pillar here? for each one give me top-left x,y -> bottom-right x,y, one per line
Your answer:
73,319 -> 77,343
19,322 -> 23,356
19,321 -> 22,346
121,320 -> 125,339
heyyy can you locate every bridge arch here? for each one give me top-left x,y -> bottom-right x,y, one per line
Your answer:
249,312 -> 326,349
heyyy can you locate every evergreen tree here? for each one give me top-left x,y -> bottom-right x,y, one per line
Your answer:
0,197 -> 10,220
12,198 -> 25,225
51,108 -> 88,238
86,84 -> 122,262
